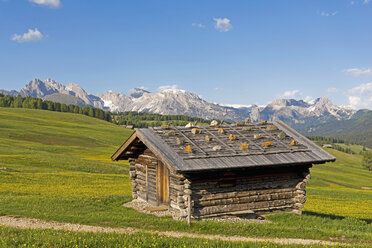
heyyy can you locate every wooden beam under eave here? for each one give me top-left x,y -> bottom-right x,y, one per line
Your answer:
111,131 -> 138,161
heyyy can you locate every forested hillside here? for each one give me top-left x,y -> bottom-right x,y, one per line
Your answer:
0,94 -> 211,128
306,109 -> 372,148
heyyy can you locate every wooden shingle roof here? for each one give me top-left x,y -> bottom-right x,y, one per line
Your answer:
111,120 -> 336,172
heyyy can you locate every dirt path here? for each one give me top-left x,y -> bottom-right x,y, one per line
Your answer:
0,215 -> 343,246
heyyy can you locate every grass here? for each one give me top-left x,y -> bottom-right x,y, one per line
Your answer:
335,143 -> 371,154
0,108 -> 371,246
0,226 -> 358,248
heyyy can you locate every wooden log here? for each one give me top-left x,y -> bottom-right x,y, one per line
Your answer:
129,171 -> 136,180
145,164 -> 149,201
177,196 -> 184,203
194,198 -> 295,216
296,182 -> 306,190
292,209 -> 302,215
184,189 -> 192,195
187,195 -> 191,226
169,184 -> 184,192
193,191 -> 296,207
294,203 -> 304,209
192,185 -> 297,198
190,178 -> 300,191
294,195 -> 306,204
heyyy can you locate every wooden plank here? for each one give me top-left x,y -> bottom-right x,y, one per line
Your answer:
165,164 -> 170,203
274,120 -> 336,162
181,149 -> 312,160
258,126 -> 291,150
172,126 -> 208,155
227,125 -> 265,152
156,161 -> 160,206
136,128 -> 190,171
145,164 -> 148,202
111,131 -> 137,161
187,195 -> 191,226
200,126 -> 237,154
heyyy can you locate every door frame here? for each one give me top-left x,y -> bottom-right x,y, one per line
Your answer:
156,161 -> 169,205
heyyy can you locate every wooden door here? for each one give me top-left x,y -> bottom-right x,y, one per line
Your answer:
157,162 -> 169,205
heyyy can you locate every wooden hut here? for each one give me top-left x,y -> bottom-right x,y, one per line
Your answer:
111,121 -> 335,219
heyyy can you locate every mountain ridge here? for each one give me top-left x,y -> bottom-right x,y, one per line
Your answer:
1,78 -> 357,127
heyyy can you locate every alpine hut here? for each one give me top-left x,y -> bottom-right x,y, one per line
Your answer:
111,120 -> 335,219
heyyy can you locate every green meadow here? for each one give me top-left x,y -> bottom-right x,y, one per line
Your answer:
0,108 -> 371,246
0,226 -> 357,248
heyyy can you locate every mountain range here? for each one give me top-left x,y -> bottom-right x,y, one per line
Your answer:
1,78 -> 358,130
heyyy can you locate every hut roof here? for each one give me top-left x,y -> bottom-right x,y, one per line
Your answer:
111,120 -> 335,172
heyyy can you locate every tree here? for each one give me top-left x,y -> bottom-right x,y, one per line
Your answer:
61,104 -> 68,112
88,107 -> 94,117
74,106 -> 80,114
363,152 -> 372,171
14,95 -> 23,108
36,99 -> 43,109
82,106 -> 90,115
55,102 -> 61,112
47,101 -> 54,111
68,104 -> 75,113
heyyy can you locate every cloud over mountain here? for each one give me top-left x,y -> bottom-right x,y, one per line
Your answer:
348,82 -> 372,109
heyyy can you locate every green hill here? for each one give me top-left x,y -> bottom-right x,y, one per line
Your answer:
0,107 -> 132,173
0,107 -> 371,245
305,109 -> 372,148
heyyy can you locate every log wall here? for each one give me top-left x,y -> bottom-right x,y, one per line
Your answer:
129,149 -> 311,219
130,148 -> 187,216
186,166 -> 311,218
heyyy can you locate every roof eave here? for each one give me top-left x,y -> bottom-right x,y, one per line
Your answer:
111,130 -> 137,161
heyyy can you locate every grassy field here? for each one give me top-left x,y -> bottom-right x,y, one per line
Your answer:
0,108 -> 371,246
0,225 -> 358,248
335,143 -> 371,154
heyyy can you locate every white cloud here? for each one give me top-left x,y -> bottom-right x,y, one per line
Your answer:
214,88 -> 223,91
319,11 -> 338,17
213,18 -> 232,32
11,28 -> 44,43
351,0 -> 370,4
327,87 -> 339,93
304,96 -> 313,103
344,68 -> 372,76
348,96 -> 362,108
347,82 -> 372,109
349,82 -> 372,95
157,85 -> 179,92
279,89 -> 302,99
29,0 -> 60,7
192,23 -> 205,28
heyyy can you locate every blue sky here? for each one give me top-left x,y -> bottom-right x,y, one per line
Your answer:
1,0 -> 372,109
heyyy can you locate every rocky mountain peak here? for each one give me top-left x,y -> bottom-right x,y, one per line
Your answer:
20,78 -> 64,98
129,88 -> 150,98
313,97 -> 333,107
269,99 -> 309,108
3,78 -> 358,128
